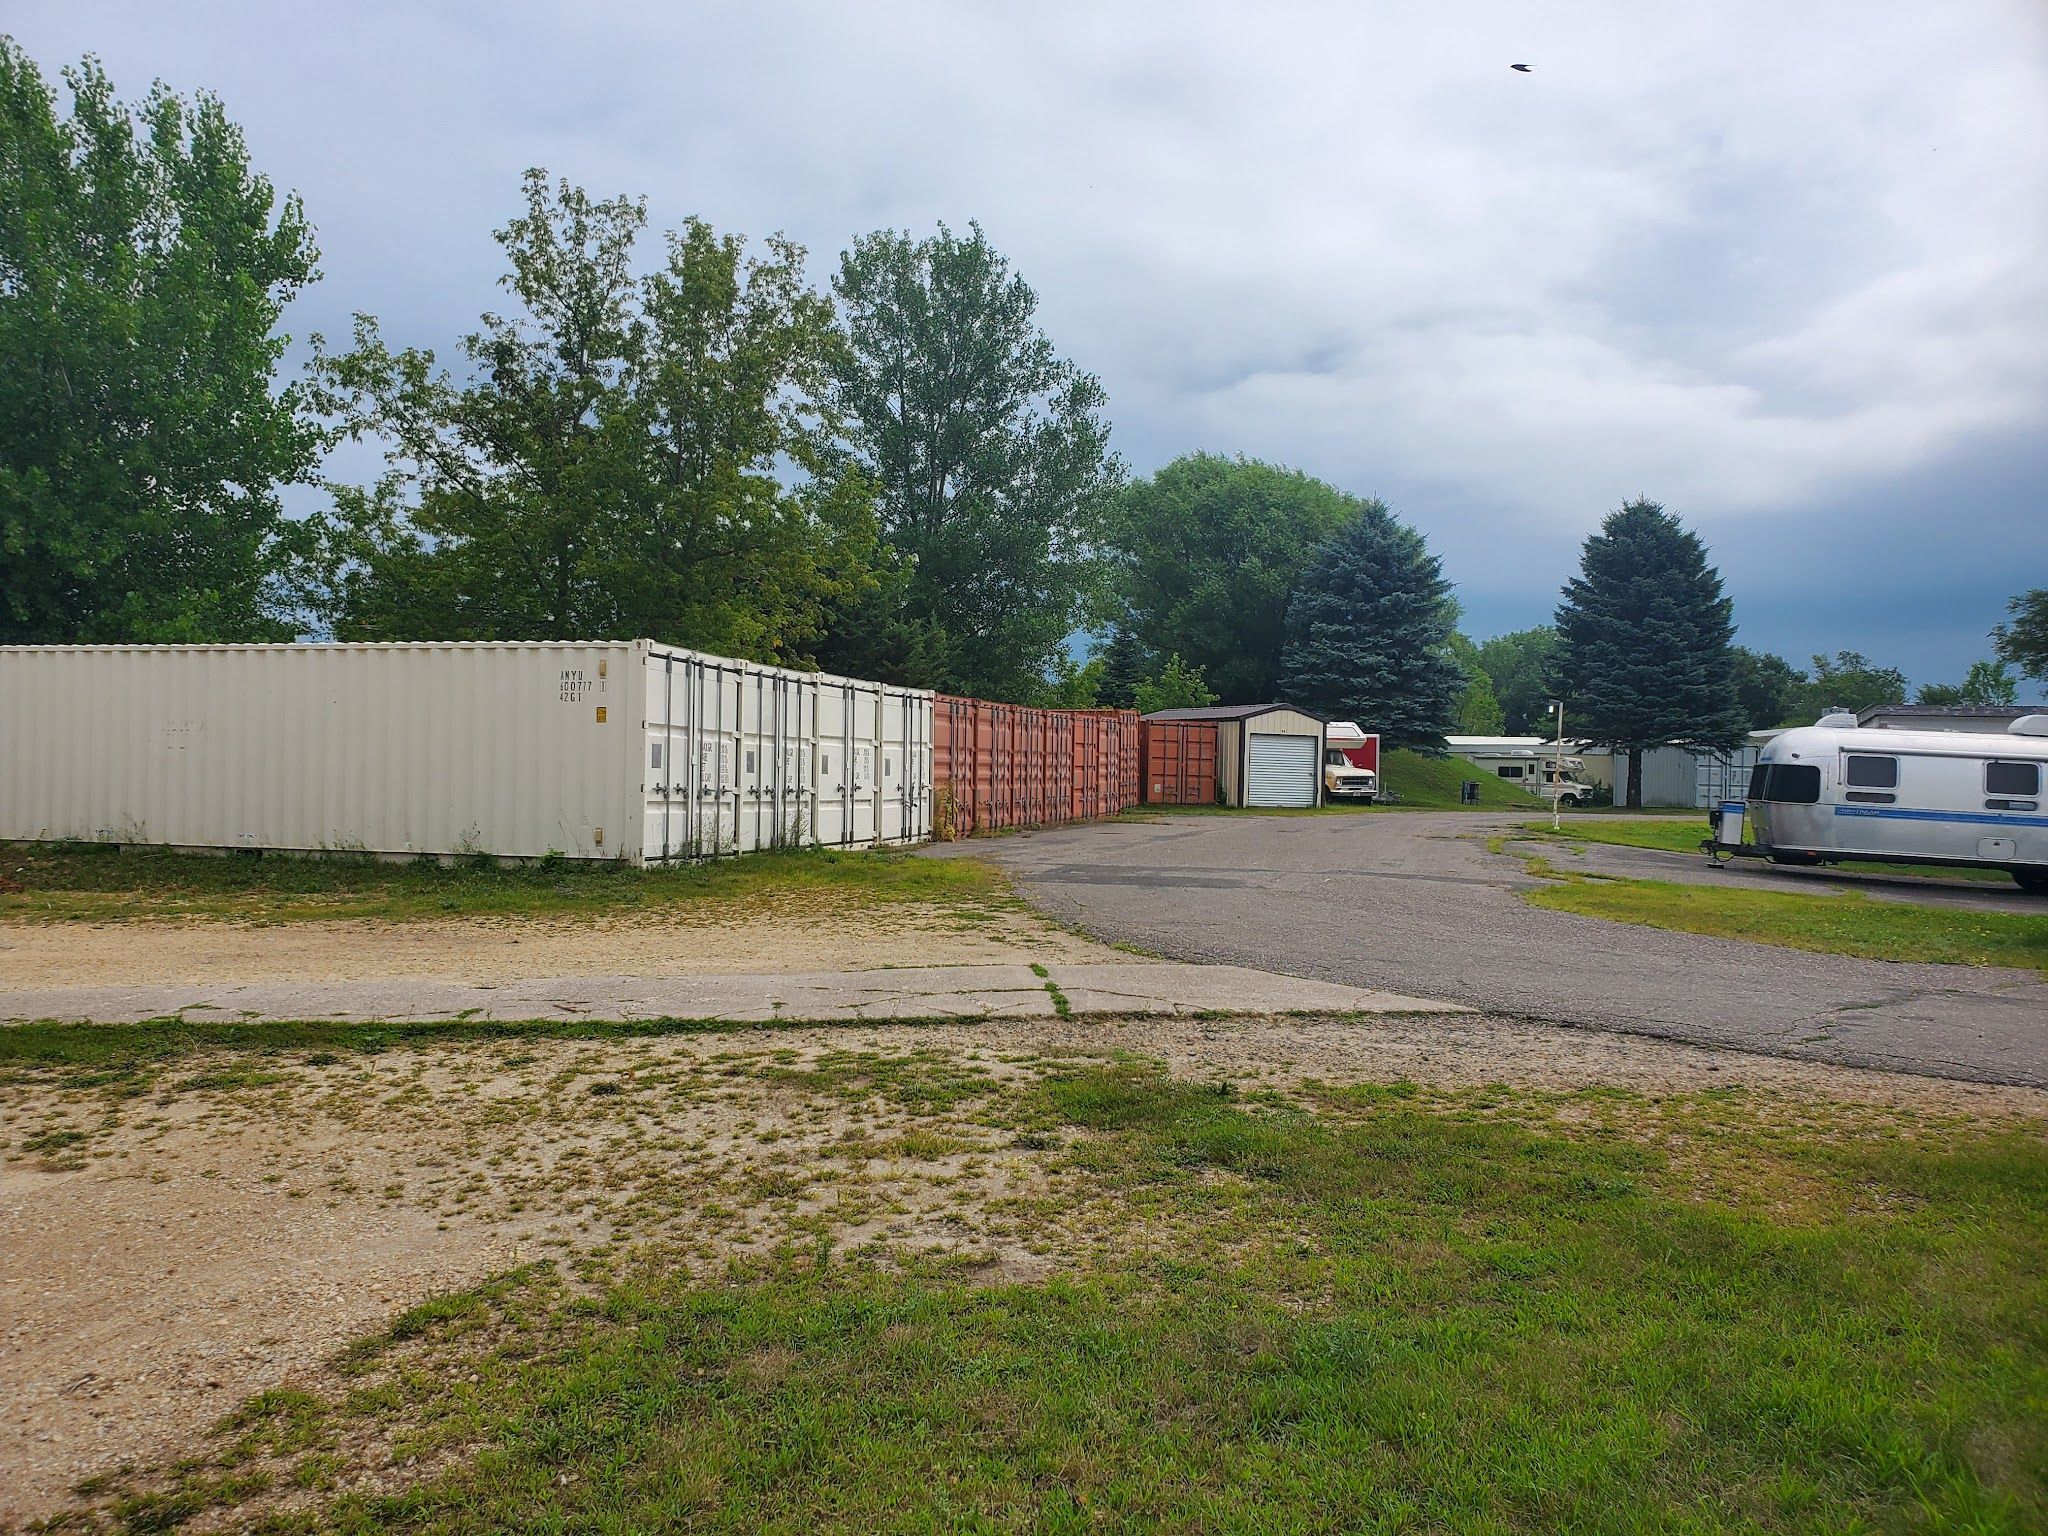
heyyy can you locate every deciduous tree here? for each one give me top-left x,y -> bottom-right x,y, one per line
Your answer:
313,172 -> 874,657
1790,650 -> 1907,721
828,222 -> 1121,701
1730,646 -> 1803,731
1994,589 -> 2048,682
1105,454 -> 1362,703
1551,499 -> 1746,807
1916,659 -> 2017,707
1132,654 -> 1217,714
0,44 -> 321,642
1447,633 -> 1505,734
1474,627 -> 1558,734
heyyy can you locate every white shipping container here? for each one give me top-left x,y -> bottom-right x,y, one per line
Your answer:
0,642 -> 933,863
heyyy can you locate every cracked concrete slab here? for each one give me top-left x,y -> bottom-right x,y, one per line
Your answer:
0,962 -> 1465,1026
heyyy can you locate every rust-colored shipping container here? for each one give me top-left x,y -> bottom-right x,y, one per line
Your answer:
933,696 -> 1140,838
1140,719 -> 1219,805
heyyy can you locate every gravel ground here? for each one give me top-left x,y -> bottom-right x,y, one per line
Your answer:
0,894 -> 1110,989
6,1010 -> 2040,1526
933,812 -> 2048,1087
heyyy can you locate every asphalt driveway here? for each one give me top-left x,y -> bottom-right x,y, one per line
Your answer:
932,811 -> 2048,1088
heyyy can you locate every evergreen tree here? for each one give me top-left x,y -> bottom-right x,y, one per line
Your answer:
1552,499 -> 1747,807
1278,502 -> 1462,751
1094,627 -> 1152,709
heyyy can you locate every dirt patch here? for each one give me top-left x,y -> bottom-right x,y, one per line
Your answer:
0,894 -> 1114,989
3,1013 -> 2042,1526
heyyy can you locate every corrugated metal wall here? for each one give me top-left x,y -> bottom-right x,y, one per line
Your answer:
931,697 -> 1141,838
1140,721 -> 1218,805
1213,709 -> 1323,807
0,642 -> 644,860
637,646 -> 931,861
0,642 -> 933,863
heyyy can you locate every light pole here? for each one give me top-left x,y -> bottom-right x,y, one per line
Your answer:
1548,698 -> 1565,831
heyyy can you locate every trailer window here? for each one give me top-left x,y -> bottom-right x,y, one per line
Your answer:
1844,755 -> 1897,789
1986,761 -> 2040,798
1753,763 -> 1821,804
1495,764 -> 1522,779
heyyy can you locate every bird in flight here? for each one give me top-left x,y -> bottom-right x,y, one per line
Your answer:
1511,63 -> 1532,73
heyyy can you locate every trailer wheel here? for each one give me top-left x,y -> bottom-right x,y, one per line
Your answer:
2015,868 -> 2048,896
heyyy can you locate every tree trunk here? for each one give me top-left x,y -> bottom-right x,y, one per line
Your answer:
1626,749 -> 1643,810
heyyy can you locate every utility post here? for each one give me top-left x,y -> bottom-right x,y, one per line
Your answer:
1548,698 -> 1565,832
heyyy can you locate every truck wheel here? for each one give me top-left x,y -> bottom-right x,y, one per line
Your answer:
2015,868 -> 2048,896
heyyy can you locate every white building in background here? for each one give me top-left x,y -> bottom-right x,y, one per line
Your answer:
1444,734 -> 1767,809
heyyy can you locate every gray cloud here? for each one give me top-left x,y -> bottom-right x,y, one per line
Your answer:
11,0 -> 2047,686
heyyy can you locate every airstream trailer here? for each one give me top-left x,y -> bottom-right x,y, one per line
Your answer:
1716,714 -> 2048,893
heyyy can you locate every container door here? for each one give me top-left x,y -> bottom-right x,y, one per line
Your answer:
878,690 -> 909,843
643,651 -> 692,862
700,732 -> 738,853
1246,732 -> 1318,808
814,686 -> 849,847
850,683 -> 881,845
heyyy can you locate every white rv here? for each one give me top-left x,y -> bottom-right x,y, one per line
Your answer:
1448,740 -> 1596,807
1323,721 -> 1380,802
1719,713 -> 2048,893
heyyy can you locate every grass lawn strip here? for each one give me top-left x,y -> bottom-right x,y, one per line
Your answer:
0,843 -> 1009,926
12,1031 -> 2044,1534
1524,873 -> 2048,972
1531,816 -> 2016,883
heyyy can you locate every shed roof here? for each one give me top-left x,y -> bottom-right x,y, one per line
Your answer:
1142,702 -> 1327,724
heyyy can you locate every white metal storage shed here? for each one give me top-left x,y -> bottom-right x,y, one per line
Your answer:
0,642 -> 932,863
1141,704 -> 1326,808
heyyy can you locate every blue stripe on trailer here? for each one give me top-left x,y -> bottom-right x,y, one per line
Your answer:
1833,804 -> 2045,828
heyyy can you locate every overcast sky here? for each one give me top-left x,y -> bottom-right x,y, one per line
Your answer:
13,2 -> 2048,685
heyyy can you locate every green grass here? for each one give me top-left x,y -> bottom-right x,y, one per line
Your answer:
86,1061 -> 2048,1533
1530,817 -> 2016,882
1528,874 -> 2048,971
1380,748 -> 1551,809
0,841 -> 1005,924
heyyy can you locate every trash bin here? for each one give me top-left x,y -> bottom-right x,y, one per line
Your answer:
1460,780 -> 1480,804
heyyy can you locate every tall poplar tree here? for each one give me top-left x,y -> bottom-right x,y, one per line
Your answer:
1278,501 -> 1462,750
1,44 -> 321,642
1551,499 -> 1747,807
825,222 -> 1122,700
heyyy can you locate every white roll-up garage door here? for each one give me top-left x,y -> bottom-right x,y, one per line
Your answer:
1245,732 -> 1319,807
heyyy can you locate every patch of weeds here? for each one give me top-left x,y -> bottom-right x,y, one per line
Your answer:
82,1066 -> 2047,1535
